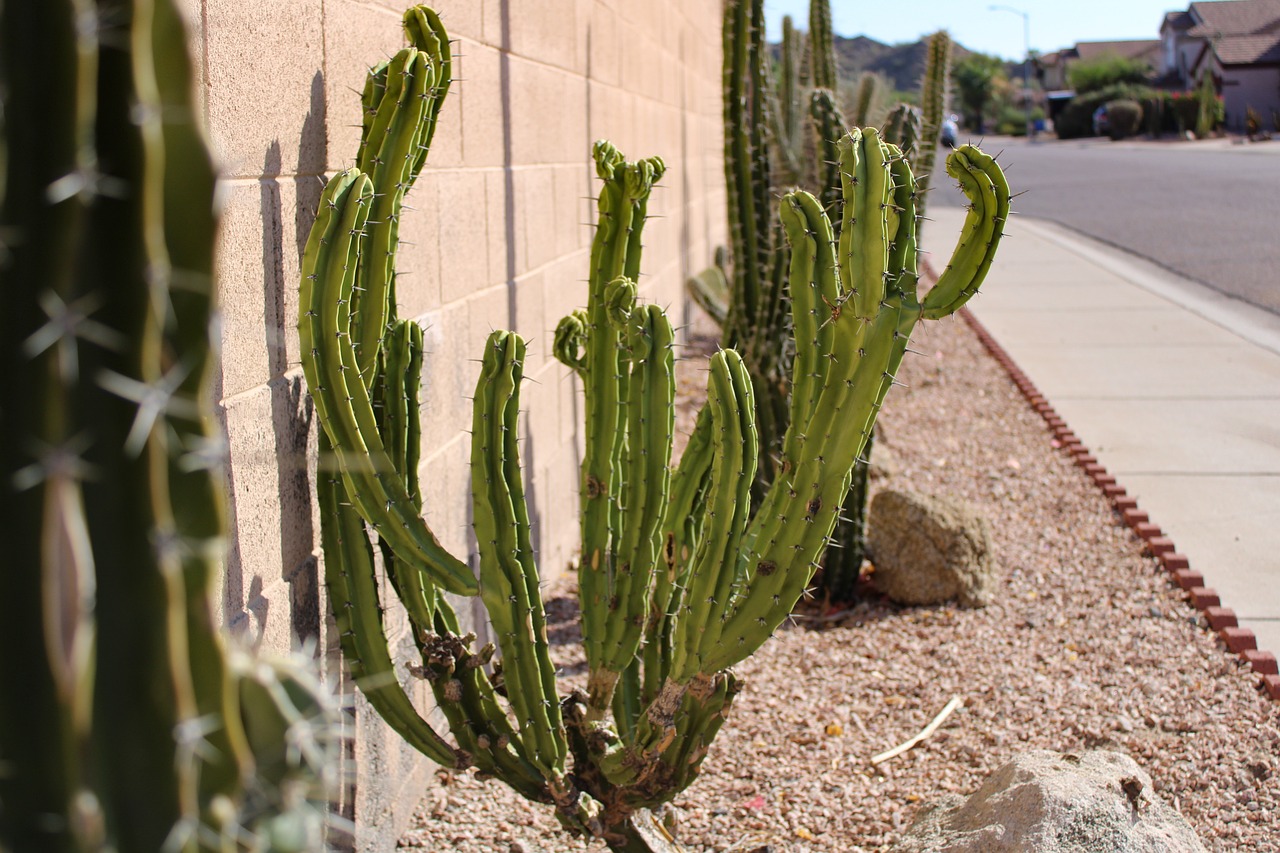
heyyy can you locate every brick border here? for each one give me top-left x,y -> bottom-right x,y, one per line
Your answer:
957,307 -> 1280,703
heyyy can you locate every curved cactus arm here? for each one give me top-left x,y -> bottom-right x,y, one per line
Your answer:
299,168 -> 477,597
923,144 -> 1010,319
668,350 -> 757,684
471,330 -> 568,780
685,264 -> 730,329
402,5 -> 453,179
351,48 -> 434,386
552,310 -> 589,376
316,439 -> 462,769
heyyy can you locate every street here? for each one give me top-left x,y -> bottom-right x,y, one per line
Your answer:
932,137 -> 1280,315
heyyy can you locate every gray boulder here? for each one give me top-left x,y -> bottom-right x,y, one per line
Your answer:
867,489 -> 995,607
893,750 -> 1207,853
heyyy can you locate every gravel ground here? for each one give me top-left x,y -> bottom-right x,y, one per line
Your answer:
399,307 -> 1280,852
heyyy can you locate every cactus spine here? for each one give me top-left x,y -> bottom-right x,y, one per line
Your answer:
303,8 -> 1007,853
0,1 -> 340,849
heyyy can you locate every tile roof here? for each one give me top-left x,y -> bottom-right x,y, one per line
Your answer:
1164,10 -> 1195,30
1188,0 -> 1280,37
1211,31 -> 1280,62
1072,39 -> 1162,64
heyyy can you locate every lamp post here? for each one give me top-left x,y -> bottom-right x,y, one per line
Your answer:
990,5 -> 1033,139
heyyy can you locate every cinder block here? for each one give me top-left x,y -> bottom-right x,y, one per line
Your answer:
521,167 -> 561,272
506,0 -> 580,72
205,0 -> 325,177
437,169 -> 493,300
417,301 -> 474,456
587,2 -> 621,87
396,172 -> 444,318
457,42 -> 506,168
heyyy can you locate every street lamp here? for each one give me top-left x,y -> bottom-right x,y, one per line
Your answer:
989,5 -> 1033,139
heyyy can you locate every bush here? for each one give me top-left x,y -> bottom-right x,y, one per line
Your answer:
994,104 -> 1045,136
1068,55 -> 1152,94
1105,99 -> 1143,139
1056,83 -> 1154,139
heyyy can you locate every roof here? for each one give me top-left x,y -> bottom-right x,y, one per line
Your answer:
1163,10 -> 1195,32
1187,0 -> 1280,37
1210,32 -> 1280,63
1072,39 -> 1162,65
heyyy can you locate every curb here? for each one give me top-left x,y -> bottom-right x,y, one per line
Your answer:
957,307 -> 1280,704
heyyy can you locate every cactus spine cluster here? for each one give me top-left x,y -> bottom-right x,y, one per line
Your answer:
302,6 -> 1008,852
0,1 -> 341,850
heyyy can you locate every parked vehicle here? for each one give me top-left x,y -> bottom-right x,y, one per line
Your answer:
941,115 -> 959,147
1092,105 -> 1110,137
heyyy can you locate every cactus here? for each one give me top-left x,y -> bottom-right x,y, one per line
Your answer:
0,1 -> 341,850
918,30 -> 953,227
778,15 -> 803,159
882,102 -> 924,155
808,0 -> 838,91
302,10 -> 1009,852
850,72 -> 880,128
810,88 -> 849,220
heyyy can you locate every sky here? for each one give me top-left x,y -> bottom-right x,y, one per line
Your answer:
764,1 -> 1181,60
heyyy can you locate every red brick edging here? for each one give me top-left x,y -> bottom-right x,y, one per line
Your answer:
957,307 -> 1280,703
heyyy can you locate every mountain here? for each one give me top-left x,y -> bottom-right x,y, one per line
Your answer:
772,33 -> 978,95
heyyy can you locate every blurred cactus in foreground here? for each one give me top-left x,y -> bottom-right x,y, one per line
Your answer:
301,8 -> 1009,852
0,1 -> 341,850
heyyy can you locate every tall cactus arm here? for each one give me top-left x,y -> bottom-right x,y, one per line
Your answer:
299,168 -> 477,596
350,48 -> 434,385
578,145 -> 664,694
598,299 -> 675,691
917,30 -> 952,225
809,89 -> 847,222
316,449 -> 463,769
838,128 -> 894,322
923,145 -> 1010,319
471,331 -> 568,780
668,350 -> 757,684
376,319 -> 449,633
809,0 -> 838,91
643,404 -> 715,703
402,5 -> 452,180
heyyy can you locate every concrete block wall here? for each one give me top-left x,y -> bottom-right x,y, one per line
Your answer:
187,0 -> 725,848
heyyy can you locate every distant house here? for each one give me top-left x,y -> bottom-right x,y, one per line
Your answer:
1035,40 -> 1161,124
1160,0 -> 1280,131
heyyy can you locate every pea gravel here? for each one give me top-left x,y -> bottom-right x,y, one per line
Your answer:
398,307 -> 1279,852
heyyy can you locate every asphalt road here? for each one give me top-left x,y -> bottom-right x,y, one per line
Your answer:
931,137 -> 1280,315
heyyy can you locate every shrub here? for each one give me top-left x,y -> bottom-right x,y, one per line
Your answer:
1067,55 -> 1152,94
1105,99 -> 1143,139
1056,83 -> 1154,139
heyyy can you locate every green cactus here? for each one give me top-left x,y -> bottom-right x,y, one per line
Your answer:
778,15 -> 803,158
302,9 -> 1009,852
809,88 -> 849,220
882,102 -> 924,155
808,0 -> 838,91
918,30 -> 953,227
0,1 -> 341,850
850,72 -> 880,128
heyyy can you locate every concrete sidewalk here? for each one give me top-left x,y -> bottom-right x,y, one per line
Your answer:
932,203 -> 1280,658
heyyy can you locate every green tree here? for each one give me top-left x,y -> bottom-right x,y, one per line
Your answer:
953,54 -> 1006,134
1067,55 -> 1151,94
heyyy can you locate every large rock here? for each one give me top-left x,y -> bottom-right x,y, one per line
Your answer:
867,489 -> 995,607
893,750 -> 1208,853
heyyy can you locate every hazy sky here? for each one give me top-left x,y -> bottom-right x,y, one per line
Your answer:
764,1 -> 1180,60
